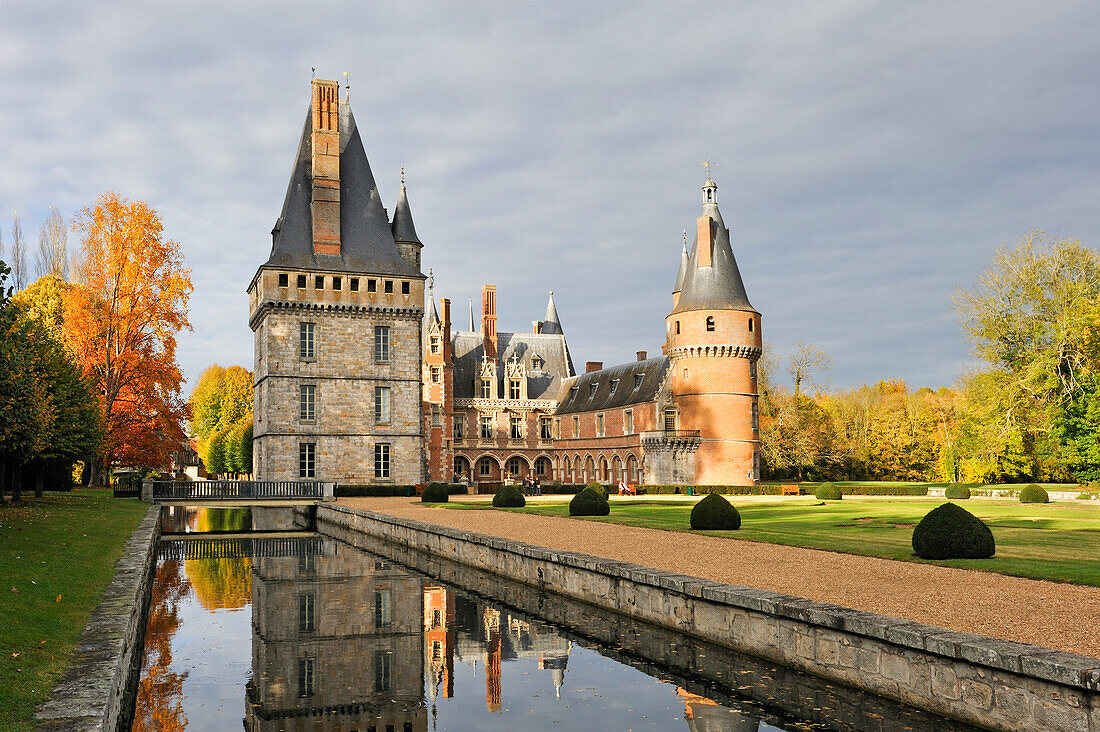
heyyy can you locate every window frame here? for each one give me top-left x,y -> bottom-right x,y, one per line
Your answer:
299,442 -> 316,479
299,383 -> 316,423
479,415 -> 493,440
374,443 -> 391,479
374,325 -> 390,362
374,386 -> 391,425
509,414 -> 522,440
299,321 -> 316,361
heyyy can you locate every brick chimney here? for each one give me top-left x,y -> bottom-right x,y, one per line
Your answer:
441,298 -> 452,360
636,350 -> 647,361
532,321 -> 541,334
311,79 -> 341,256
585,361 -> 603,373
481,285 -> 498,359
696,214 -> 713,268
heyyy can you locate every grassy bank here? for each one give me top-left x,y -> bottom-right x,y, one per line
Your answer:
0,490 -> 149,732
455,497 -> 1100,586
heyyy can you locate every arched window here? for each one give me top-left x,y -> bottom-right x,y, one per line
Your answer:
584,456 -> 595,482
706,316 -> 715,332
562,456 -> 571,482
598,457 -> 608,482
453,456 -> 470,480
675,321 -> 680,335
611,456 -> 622,482
748,317 -> 754,332
626,454 -> 638,483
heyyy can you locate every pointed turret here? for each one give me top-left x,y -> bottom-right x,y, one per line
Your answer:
426,269 -> 439,327
391,169 -> 423,270
672,231 -> 690,308
541,291 -> 563,335
672,176 -> 755,314
468,299 -> 475,332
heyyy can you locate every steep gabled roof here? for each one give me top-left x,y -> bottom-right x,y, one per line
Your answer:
451,331 -> 575,400
263,104 -> 421,277
554,357 -> 670,415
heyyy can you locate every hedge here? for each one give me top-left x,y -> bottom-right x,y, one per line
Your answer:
912,503 -> 995,559
421,483 -> 449,503
493,485 -> 526,508
944,484 -> 971,500
569,487 -> 610,516
815,483 -> 843,500
1019,484 -> 1049,504
690,493 -> 741,530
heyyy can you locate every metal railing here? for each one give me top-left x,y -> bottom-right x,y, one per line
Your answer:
158,535 -> 326,560
151,480 -> 333,502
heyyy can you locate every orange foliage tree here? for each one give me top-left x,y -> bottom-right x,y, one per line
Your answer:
64,192 -> 193,481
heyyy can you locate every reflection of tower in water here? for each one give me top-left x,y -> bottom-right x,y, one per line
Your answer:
679,688 -> 760,732
484,607 -> 503,713
423,585 -> 455,704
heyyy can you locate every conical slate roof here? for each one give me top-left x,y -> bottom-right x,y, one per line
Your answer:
264,104 -> 421,277
672,238 -> 689,294
391,182 -> 420,244
541,291 -> 563,334
672,196 -> 755,314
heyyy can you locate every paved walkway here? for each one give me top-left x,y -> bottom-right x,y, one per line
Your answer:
341,496 -> 1100,658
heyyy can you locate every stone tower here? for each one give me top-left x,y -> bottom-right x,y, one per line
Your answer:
665,176 -> 762,484
249,78 -> 426,484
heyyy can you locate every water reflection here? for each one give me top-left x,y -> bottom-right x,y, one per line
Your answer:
134,507 -> 980,731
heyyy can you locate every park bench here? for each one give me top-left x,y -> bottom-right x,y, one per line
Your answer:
781,483 -> 800,496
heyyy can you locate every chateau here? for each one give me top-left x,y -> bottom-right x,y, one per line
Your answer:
252,79 -> 761,486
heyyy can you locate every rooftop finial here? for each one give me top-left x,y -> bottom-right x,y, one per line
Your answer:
311,66 -> 315,80
702,158 -> 714,176
401,165 -> 405,185
682,230 -> 688,249
343,70 -> 351,100
428,268 -> 434,292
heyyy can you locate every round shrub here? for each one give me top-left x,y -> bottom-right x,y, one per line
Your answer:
944,484 -> 971,500
585,481 -> 608,499
569,488 -> 610,516
911,502 -> 995,559
421,483 -> 449,503
492,485 -> 526,508
815,482 -> 843,500
690,493 -> 741,530
1019,484 -> 1049,504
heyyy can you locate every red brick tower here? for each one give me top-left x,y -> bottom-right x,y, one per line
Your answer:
665,176 -> 762,484
423,274 -> 454,481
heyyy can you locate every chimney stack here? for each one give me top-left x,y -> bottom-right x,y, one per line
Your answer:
585,361 -> 603,373
311,79 -> 341,256
636,351 -> 647,362
696,214 -> 713,268
481,285 -> 498,359
441,298 -> 452,359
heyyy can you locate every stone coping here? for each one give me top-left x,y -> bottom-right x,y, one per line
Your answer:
35,504 -> 162,732
324,502 -> 1100,693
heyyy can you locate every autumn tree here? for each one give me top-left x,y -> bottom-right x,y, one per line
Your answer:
35,207 -> 69,280
11,275 -> 71,337
64,192 -> 192,483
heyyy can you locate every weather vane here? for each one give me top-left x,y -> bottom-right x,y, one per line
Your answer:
682,230 -> 688,247
401,166 -> 405,185
311,66 -> 315,80
343,71 -> 351,91
428,268 -> 434,291
702,159 -> 715,178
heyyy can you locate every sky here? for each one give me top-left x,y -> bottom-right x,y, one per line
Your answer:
1,1 -> 1098,392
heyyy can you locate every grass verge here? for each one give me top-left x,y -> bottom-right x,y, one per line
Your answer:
449,497 -> 1100,586
0,489 -> 149,732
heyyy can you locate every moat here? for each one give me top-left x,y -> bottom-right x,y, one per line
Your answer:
130,507 -> 983,731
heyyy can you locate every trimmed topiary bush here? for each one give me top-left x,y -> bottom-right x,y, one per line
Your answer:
911,502 -> 995,559
1019,484 -> 1049,504
585,481 -> 608,499
690,493 -> 741,530
944,484 -> 971,500
569,487 -> 610,516
492,485 -> 526,508
421,483 -> 449,503
815,482 -> 843,500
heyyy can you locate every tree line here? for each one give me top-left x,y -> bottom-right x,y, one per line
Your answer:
760,234 -> 1100,484
0,193 -> 192,500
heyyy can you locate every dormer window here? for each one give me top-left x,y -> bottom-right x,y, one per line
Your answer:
570,386 -> 579,400
588,383 -> 598,398
633,374 -> 644,389
609,379 -> 619,395
531,355 -> 544,370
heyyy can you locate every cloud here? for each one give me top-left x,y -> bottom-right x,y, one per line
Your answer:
1,0 -> 1097,392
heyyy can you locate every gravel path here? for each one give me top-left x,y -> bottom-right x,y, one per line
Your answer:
341,497 -> 1100,658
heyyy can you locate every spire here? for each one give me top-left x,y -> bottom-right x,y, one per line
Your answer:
391,172 -> 421,244
468,299 -> 475,332
541,291 -> 563,334
672,175 -> 755,314
673,231 -> 689,294
426,269 -> 439,326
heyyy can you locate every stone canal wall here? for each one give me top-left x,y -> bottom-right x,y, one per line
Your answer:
316,503 -> 1100,732
35,504 -> 161,732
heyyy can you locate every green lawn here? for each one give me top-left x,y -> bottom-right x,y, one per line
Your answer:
455,497 -> 1100,586
0,490 -> 149,732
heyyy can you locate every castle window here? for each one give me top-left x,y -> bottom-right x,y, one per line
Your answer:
430,335 -> 441,355
749,361 -> 757,380
748,318 -> 754,332
624,409 -> 634,434
350,277 -> 359,292
298,443 -> 315,479
374,326 -> 390,362
299,384 -> 316,422
333,277 -> 342,291
706,316 -> 715,332
609,379 -> 619,395
596,413 -> 605,437
634,374 -> 644,389
367,279 -> 377,293
480,415 -> 493,439
478,457 -> 493,477
401,281 -> 410,295
664,410 -> 678,431
299,322 -> 315,360
751,401 -> 759,431
315,275 -> 324,290
510,415 -> 522,439
453,418 -> 464,440
375,588 -> 392,628
298,657 -> 314,698
480,379 -> 492,399
531,355 -> 543,370
384,280 -> 394,294
298,593 -> 315,632
589,383 -> 598,398
540,416 -> 553,440
297,274 -> 307,289
278,273 -> 289,287
374,443 -> 391,479
675,321 -> 680,334
431,366 -> 442,384
572,416 -> 580,438
509,379 -> 521,400
431,405 -> 441,427
506,456 -> 523,476
374,386 -> 391,425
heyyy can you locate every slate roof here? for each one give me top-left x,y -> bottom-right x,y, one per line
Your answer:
672,241 -> 689,294
541,291 -> 563,335
451,331 -> 575,400
262,104 -> 421,278
672,197 -> 755,314
554,357 -> 670,415
391,182 -> 420,244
